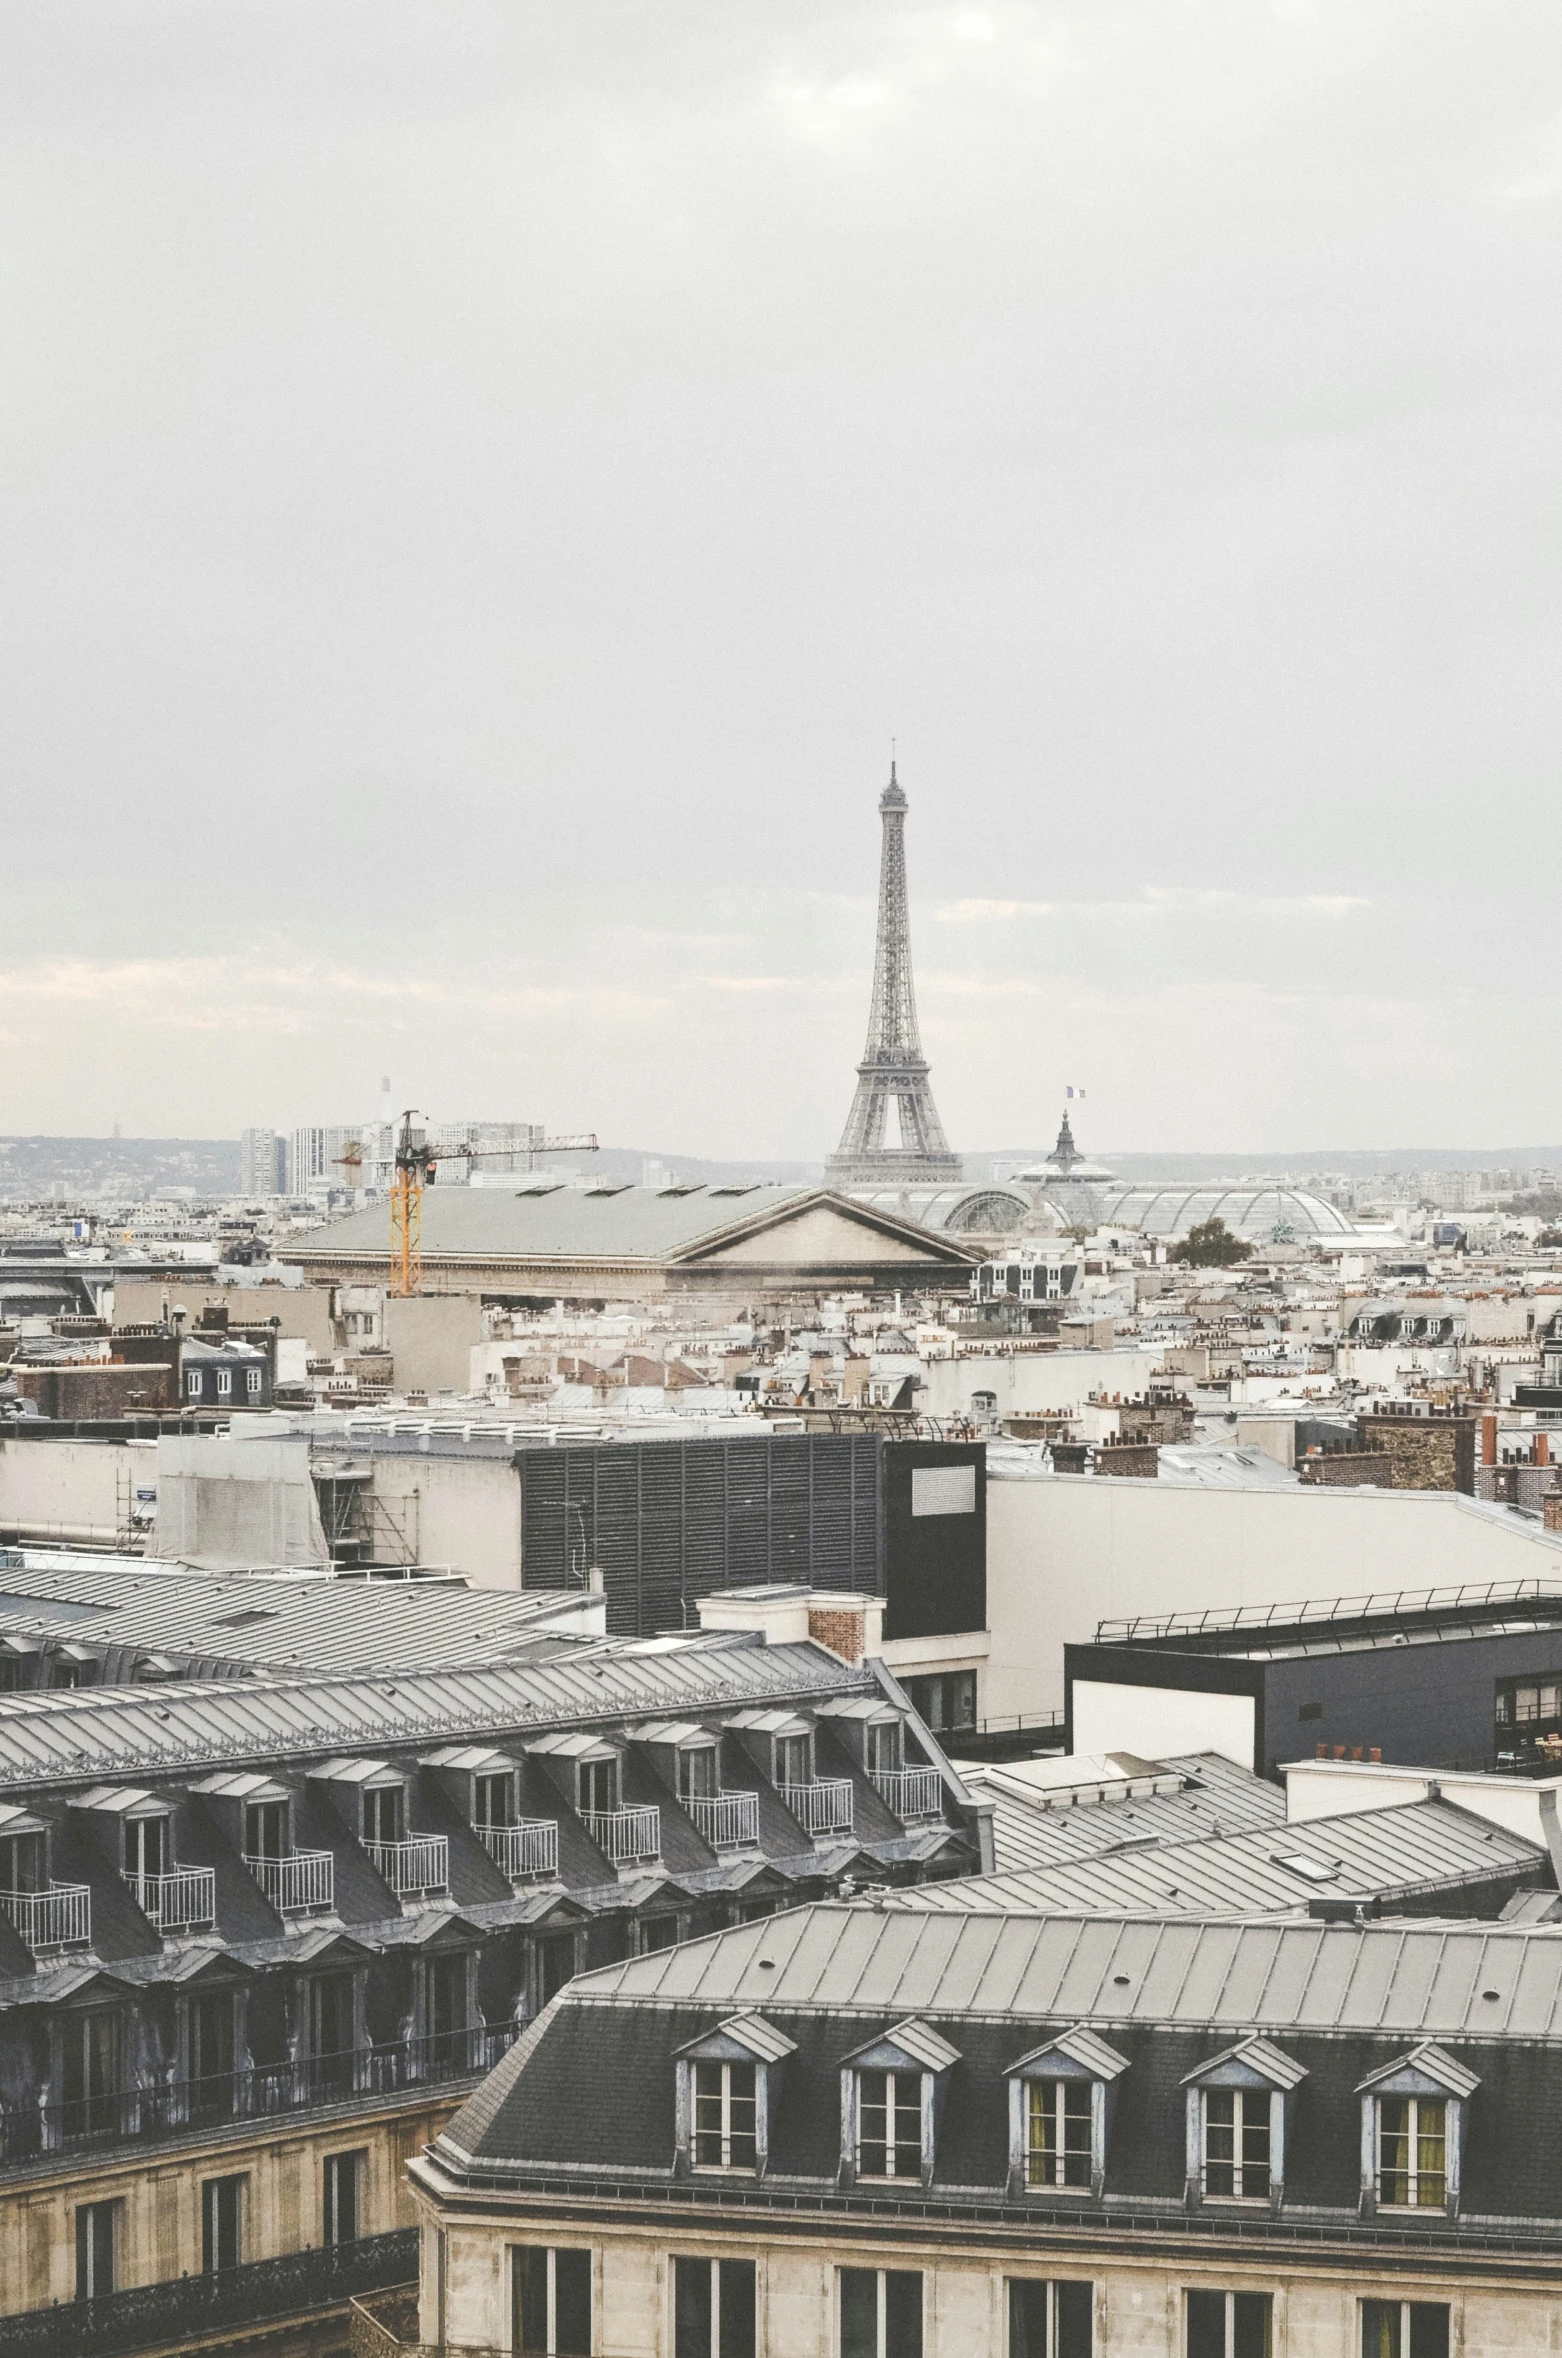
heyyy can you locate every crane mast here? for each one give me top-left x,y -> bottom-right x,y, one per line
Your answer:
386,1112 -> 599,1296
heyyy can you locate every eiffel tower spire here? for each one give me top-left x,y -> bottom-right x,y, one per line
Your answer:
826,763 -> 963,1186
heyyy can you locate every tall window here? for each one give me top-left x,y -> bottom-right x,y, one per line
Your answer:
538,1934 -> 577,2007
63,2012 -> 120,2139
841,2268 -> 921,2358
1008,2279 -> 1093,2357
201,2176 -> 243,2273
310,1972 -> 355,2097
1204,2090 -> 1270,2201
1377,2097 -> 1446,2209
775,1734 -> 812,1788
674,2256 -> 755,2358
188,1991 -> 235,2119
474,1772 -> 514,1830
362,1786 -> 404,1845
693,2060 -> 756,2169
865,1722 -> 902,1776
579,1757 -> 621,1816
245,1799 -> 287,1860
1027,2081 -> 1092,2189
858,2070 -> 922,2180
323,2150 -> 363,2246
512,2246 -> 592,2357
428,1953 -> 468,2065
0,1829 -> 45,1893
677,1747 -> 717,1802
1185,2291 -> 1271,2358
1361,2302 -> 1450,2358
245,1368 -> 262,1399
216,1368 -> 233,1399
123,1814 -> 168,1883
75,2202 -> 117,2302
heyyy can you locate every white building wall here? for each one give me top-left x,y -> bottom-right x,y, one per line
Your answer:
916,1348 -> 1163,1421
0,1435 -> 140,1543
983,1475 -> 1562,1721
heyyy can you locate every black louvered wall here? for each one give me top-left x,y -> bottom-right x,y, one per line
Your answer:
517,1434 -> 884,1638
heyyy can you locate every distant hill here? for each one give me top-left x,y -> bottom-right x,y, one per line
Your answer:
3,1135 -> 1559,1205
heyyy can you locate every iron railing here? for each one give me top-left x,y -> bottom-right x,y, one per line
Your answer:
580,1805 -> 659,1863
781,1778 -> 854,1835
121,1866 -> 216,1931
683,1791 -> 759,1849
0,2025 -> 516,2170
244,1847 -> 334,1915
0,2227 -> 418,2358
476,1819 -> 558,1879
0,1883 -> 90,1953
871,1767 -> 943,1821
364,1836 -> 449,1897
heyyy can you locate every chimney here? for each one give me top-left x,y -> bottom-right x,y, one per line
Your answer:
1538,1786 -> 1562,1886
1482,1412 -> 1498,1467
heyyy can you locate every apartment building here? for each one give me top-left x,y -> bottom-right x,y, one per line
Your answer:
0,1631 -> 982,2358
409,1905 -> 1562,2357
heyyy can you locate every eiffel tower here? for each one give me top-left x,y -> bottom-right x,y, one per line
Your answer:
825,763 -> 963,1186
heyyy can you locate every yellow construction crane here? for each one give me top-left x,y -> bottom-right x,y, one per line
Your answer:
386,1111 -> 599,1296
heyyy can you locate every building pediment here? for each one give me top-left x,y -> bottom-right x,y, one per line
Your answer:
673,1193 -> 976,1272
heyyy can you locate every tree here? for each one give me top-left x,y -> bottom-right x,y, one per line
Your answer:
1171,1217 -> 1253,1268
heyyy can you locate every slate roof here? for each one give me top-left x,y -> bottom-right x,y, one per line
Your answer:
438,1906 -> 1562,2230
876,1799 -> 1542,1919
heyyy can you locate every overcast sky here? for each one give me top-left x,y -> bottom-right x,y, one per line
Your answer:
3,2 -> 1560,1158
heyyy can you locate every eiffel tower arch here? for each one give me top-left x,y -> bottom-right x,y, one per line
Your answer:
825,764 -> 963,1187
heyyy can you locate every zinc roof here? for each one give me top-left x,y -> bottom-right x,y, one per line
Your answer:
958,1750 -> 1285,1877
876,1799 -> 1541,1918
0,1555 -> 595,1677
289,1185 -> 972,1270
574,1903 -> 1562,2040
0,1638 -> 871,1795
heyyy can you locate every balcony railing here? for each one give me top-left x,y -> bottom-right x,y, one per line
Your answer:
476,1819 -> 558,1879
0,2024 -> 518,2169
871,1766 -> 944,1822
781,1777 -> 855,1835
364,1835 -> 449,1897
684,1791 -> 759,1849
122,1866 -> 217,1931
0,2226 -> 417,2358
244,1848 -> 334,1916
0,1882 -> 91,1953
581,1804 -> 660,1863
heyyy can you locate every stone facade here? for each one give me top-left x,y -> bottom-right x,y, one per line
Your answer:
1356,1413 -> 1476,1495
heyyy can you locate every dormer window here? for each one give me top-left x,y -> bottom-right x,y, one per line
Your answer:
1356,2042 -> 1479,2220
473,1771 -> 514,1831
864,1721 -> 902,1777
245,1799 -> 288,1859
362,1785 -> 404,1846
860,2070 -> 921,2180
677,1747 -> 717,1803
1378,2097 -> 1444,2209
1183,2038 -> 1307,2211
123,1814 -> 169,1883
839,2019 -> 960,2191
775,1733 -> 812,1787
0,1828 -> 46,1895
1027,2080 -> 1092,2190
693,2060 -> 756,2169
1006,2026 -> 1129,2201
675,2011 -> 795,2181
578,1756 -> 621,1817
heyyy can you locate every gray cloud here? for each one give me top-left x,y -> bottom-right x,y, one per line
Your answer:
2,2 -> 1560,1150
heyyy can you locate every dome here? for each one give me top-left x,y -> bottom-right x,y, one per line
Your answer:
1085,1185 -> 1355,1243
849,1185 -> 1031,1236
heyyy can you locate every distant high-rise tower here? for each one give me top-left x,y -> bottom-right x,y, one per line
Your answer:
826,764 -> 962,1186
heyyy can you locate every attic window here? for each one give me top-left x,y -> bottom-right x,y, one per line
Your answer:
707,1185 -> 758,1197
584,1184 -> 632,1197
694,2061 -> 756,2169
211,1606 -> 279,1630
1272,1852 -> 1341,1884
